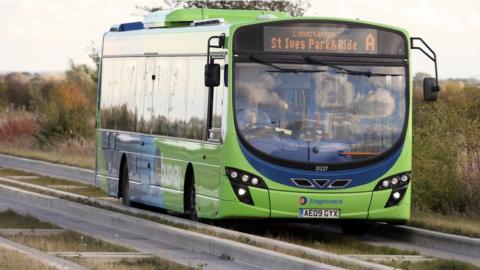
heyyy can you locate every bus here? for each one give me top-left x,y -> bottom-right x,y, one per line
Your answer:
96,8 -> 440,233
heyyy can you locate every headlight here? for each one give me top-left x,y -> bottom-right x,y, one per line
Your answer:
225,167 -> 267,189
391,177 -> 399,185
225,167 -> 267,205
382,180 -> 390,188
237,188 -> 247,196
374,172 -> 411,208
374,172 -> 411,191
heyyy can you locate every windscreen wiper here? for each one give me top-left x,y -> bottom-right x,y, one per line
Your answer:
249,55 -> 325,74
303,56 -> 402,77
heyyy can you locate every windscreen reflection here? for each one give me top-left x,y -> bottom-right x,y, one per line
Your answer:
234,62 -> 406,164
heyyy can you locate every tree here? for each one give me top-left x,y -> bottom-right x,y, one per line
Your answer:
86,42 -> 100,83
139,0 -> 310,17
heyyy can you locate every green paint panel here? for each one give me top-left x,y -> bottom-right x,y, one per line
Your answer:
269,190 -> 371,219
164,8 -> 290,26
163,189 -> 184,213
369,186 -> 411,221
218,198 -> 270,219
196,196 -> 220,218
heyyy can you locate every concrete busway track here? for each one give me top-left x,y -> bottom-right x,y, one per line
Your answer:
0,184 -> 359,270
1,153 -> 479,267
0,176 -> 394,270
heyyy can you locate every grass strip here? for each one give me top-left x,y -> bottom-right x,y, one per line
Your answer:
0,209 -> 58,229
3,230 -> 132,253
380,258 -> 480,270
410,210 -> 480,238
0,141 -> 94,170
0,247 -> 55,270
72,257 -> 197,270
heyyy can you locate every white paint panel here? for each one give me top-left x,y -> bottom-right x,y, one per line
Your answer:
103,26 -> 230,56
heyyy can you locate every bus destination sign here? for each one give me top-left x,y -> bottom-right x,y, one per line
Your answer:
264,26 -> 378,54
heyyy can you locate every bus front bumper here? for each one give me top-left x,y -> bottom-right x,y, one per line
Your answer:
216,185 -> 410,221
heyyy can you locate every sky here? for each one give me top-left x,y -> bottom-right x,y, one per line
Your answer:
0,0 -> 479,79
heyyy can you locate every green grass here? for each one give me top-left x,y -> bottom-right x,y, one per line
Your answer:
0,210 -> 58,229
22,176 -> 78,186
381,258 -> 480,270
4,230 -> 132,253
262,226 -> 418,255
0,140 -> 95,169
0,168 -> 34,177
57,186 -> 107,197
410,210 -> 480,238
72,257 -> 197,270
0,168 -> 107,198
0,210 -> 132,253
0,247 -> 55,270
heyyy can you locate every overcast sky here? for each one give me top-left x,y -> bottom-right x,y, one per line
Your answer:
0,0 -> 478,79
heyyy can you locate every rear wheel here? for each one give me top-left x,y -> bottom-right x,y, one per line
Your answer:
121,162 -> 131,207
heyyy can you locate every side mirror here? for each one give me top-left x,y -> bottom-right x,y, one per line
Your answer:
423,77 -> 439,102
205,63 -> 220,87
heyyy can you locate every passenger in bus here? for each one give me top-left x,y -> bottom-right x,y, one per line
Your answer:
357,76 -> 396,119
312,72 -> 357,140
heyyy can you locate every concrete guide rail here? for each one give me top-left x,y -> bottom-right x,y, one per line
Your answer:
2,154 -> 480,267
0,184 -> 347,270
0,154 -> 94,185
363,224 -> 480,267
0,228 -> 66,236
0,174 -> 396,270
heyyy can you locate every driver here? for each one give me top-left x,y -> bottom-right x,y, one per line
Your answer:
237,73 -> 287,130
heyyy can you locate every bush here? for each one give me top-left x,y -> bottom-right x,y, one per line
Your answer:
34,77 -> 95,142
413,79 -> 480,217
0,111 -> 38,141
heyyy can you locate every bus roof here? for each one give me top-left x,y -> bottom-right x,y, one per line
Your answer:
159,8 -> 290,26
110,8 -> 290,31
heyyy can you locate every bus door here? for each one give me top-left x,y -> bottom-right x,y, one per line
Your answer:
132,57 -> 157,200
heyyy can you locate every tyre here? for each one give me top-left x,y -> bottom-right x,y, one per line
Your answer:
188,175 -> 198,221
121,162 -> 131,207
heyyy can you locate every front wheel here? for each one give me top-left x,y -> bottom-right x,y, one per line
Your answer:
121,163 -> 131,207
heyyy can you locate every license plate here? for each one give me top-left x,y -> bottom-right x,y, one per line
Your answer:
299,208 -> 340,218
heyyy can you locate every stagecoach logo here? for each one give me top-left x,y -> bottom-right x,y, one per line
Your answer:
299,196 -> 308,205
299,197 -> 343,206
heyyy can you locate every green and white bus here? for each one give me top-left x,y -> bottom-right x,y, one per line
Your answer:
96,9 -> 439,230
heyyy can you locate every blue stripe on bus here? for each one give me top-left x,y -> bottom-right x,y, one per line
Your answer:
239,143 -> 402,189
